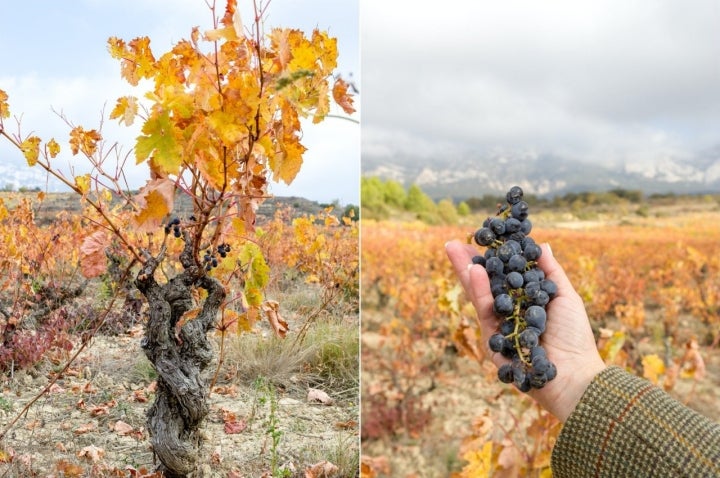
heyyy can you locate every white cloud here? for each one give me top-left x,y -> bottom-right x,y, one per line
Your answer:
361,0 -> 720,163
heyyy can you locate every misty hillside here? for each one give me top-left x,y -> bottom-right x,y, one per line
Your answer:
363,149 -> 720,200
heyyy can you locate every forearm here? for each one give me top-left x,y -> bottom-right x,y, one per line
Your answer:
551,366 -> 720,477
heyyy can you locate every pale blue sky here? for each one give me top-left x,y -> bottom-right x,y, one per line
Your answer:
0,0 -> 359,205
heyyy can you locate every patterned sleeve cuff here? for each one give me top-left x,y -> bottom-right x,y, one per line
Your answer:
551,366 -> 720,477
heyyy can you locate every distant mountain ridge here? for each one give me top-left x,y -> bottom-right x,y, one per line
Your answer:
363,148 -> 720,200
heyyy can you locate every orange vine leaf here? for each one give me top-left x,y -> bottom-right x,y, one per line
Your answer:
132,178 -> 176,232
332,77 -> 356,115
69,126 -> 102,156
80,230 -> 111,278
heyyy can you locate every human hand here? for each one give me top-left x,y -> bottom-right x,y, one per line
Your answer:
445,240 -> 606,422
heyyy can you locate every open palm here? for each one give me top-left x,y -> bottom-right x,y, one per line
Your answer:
446,240 -> 606,422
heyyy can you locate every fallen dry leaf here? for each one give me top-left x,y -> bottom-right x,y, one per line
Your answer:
0,447 -> 13,463
305,460 -> 339,478
77,444 -> 105,463
113,420 -> 134,436
74,422 -> 96,435
211,445 -> 222,465
334,419 -> 358,430
219,407 -> 237,422
56,458 -> 84,477
48,383 -> 65,394
262,300 -> 289,338
133,389 -> 148,402
224,419 -> 247,434
307,388 -> 334,405
24,419 -> 42,430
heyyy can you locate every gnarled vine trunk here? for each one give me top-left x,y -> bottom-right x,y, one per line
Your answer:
135,236 -> 225,477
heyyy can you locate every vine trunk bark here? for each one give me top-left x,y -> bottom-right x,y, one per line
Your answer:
135,236 -> 225,477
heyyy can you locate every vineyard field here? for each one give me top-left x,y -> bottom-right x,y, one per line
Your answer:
0,193 -> 360,477
360,201 -> 720,477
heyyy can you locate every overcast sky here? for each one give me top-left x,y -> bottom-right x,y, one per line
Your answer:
361,0 -> 720,167
0,0 -> 359,205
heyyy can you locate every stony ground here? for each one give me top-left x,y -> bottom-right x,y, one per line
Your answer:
0,331 -> 359,477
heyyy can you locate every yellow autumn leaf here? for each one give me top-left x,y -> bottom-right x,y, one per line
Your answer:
0,89 -> 10,118
135,111 -> 182,175
311,80 -> 330,123
207,110 -> 244,146
0,199 -> 8,221
75,174 -> 91,195
109,96 -> 138,126
642,354 -> 666,384
460,442 -> 493,477
599,330 -> 625,362
21,136 -> 42,166
47,138 -> 61,158
311,29 -> 338,73
195,149 -> 226,190
108,36 -> 156,86
272,135 -> 306,184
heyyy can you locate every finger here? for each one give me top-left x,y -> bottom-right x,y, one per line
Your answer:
445,240 -> 480,295
467,262 -> 494,329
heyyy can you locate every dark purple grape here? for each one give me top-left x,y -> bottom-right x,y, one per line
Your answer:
507,254 -> 527,272
472,255 -> 486,266
519,328 -> 539,348
524,281 -> 541,299
520,218 -> 532,234
504,217 -> 522,233
498,364 -> 514,383
541,279 -> 558,298
523,243 -> 542,261
506,271 -> 524,289
529,371 -> 548,389
532,290 -> 550,307
546,363 -> 557,381
532,354 -> 551,373
474,227 -> 496,246
499,320 -> 515,336
489,217 -> 506,235
506,186 -> 524,205
488,333 -> 505,353
511,201 -> 529,220
493,294 -> 514,316
490,275 -> 508,297
485,256 -> 504,276
525,305 -> 547,331
523,269 -> 542,284
530,345 -> 547,362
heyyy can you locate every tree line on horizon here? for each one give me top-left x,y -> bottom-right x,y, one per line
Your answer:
361,175 -> 720,223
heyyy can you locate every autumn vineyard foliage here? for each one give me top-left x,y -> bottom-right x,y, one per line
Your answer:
360,202 -> 720,477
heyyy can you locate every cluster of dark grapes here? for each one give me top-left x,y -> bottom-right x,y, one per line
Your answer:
164,217 -> 182,238
203,243 -> 231,271
472,186 -> 557,392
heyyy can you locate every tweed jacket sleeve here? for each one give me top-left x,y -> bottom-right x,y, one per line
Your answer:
551,366 -> 720,478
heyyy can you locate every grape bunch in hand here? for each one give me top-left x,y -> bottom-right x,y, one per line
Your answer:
472,186 -> 557,392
